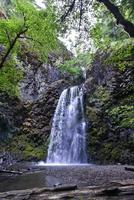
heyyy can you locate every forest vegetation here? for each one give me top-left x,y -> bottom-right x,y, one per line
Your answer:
0,0 -> 133,164
0,0 -> 133,95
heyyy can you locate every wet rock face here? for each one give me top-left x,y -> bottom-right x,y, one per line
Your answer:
19,52 -> 70,102
0,50 -> 72,161
0,92 -> 28,165
85,53 -> 134,164
0,93 -> 27,142
21,79 -> 68,144
0,152 -> 17,170
18,79 -> 70,160
86,53 -> 118,92
19,64 -> 63,101
15,53 -> 72,160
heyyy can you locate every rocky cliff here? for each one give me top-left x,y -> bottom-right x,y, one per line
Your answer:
19,51 -> 71,102
0,45 -> 133,165
85,52 -> 134,164
0,48 -> 74,162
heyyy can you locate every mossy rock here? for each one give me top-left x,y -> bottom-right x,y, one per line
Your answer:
87,86 -> 111,108
8,135 -> 49,161
111,147 -> 122,162
23,144 -> 45,160
86,106 -> 99,122
107,105 -> 134,128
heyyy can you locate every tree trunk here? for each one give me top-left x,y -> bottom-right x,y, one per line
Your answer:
97,0 -> 134,37
0,28 -> 28,69
61,0 -> 76,22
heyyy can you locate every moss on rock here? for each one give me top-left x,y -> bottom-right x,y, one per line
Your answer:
85,51 -> 134,164
8,134 -> 49,161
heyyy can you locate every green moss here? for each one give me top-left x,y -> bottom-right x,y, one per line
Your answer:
111,147 -> 122,161
99,143 -> 113,161
86,86 -> 111,111
86,84 -> 134,163
105,39 -> 134,71
23,144 -> 45,160
119,94 -> 134,105
86,107 -> 98,122
85,43 -> 134,164
127,135 -> 134,151
94,86 -> 110,102
8,134 -> 49,160
108,105 -> 134,128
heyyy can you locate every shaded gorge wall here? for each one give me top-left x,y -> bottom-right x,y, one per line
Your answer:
84,52 -> 134,164
0,50 -> 80,161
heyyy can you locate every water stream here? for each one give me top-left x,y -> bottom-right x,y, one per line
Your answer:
47,86 -> 87,164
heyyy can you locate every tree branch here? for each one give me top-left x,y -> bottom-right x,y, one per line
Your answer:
79,0 -> 83,30
61,0 -> 76,22
97,0 -> 134,37
0,11 -> 29,70
4,29 -> 12,47
0,28 -> 28,69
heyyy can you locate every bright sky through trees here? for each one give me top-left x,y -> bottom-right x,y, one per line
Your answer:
35,0 -> 45,8
35,0 -> 93,55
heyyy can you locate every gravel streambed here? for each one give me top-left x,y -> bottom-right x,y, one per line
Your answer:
0,163 -> 134,192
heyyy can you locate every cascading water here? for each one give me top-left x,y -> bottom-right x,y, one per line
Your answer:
47,86 -> 87,164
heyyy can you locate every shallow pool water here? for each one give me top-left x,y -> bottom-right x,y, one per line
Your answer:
1,162 -> 134,193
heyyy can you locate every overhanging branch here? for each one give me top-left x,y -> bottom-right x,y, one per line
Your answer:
0,28 -> 28,69
61,0 -> 76,22
97,0 -> 134,37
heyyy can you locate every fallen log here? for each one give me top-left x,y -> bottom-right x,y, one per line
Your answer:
118,185 -> 134,195
0,169 -> 23,175
0,184 -> 134,200
99,187 -> 120,196
111,180 -> 134,186
52,184 -> 77,192
125,167 -> 134,172
97,185 -> 134,197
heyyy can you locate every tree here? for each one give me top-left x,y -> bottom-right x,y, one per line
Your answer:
97,0 -> 134,37
0,0 -> 58,95
0,0 -> 58,69
52,0 -> 134,38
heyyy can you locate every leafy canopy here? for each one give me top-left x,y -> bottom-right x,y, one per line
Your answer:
0,0 -> 58,60
0,0 -> 59,96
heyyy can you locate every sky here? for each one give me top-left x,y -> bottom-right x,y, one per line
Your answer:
35,0 -> 79,54
35,0 -> 93,55
35,0 -> 45,8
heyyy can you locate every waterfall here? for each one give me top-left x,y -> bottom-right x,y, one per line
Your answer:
47,86 -> 87,164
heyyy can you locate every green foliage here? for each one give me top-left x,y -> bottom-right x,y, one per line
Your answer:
8,134 -> 49,160
9,0 -> 58,60
0,60 -> 23,96
90,2 -> 129,51
89,0 -> 134,55
108,105 -> 134,128
88,86 -> 111,108
105,39 -> 134,70
59,62 -> 81,75
0,0 -> 58,96
23,143 -> 45,160
58,53 -> 92,75
120,0 -> 134,22
90,27 -> 127,71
